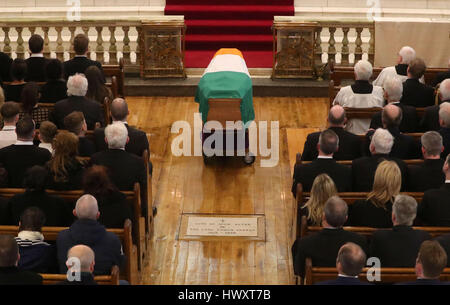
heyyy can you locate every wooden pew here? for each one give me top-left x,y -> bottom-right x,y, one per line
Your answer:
302,257 -> 450,285
40,265 -> 120,285
103,58 -> 125,98
343,106 -> 426,121
0,220 -> 138,284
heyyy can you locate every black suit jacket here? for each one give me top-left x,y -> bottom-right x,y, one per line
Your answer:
0,52 -> 12,83
291,228 -> 368,277
370,226 -> 431,267
79,136 -> 96,157
420,104 -> 441,132
94,124 -> 150,157
369,102 -> 418,133
0,266 -> 42,285
291,158 -> 352,196
51,96 -> 104,130
436,233 -> 450,267
418,183 -> 450,226
64,57 -> 104,82
25,57 -> 51,82
439,128 -> 450,159
364,128 -> 421,160
397,279 -> 450,285
352,154 -> 408,192
39,79 -> 68,103
301,127 -> 361,161
347,199 -> 393,228
432,70 -> 450,87
0,144 -> 51,187
400,78 -> 435,108
407,159 -> 445,192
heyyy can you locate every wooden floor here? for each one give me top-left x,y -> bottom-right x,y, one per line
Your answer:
126,97 -> 329,285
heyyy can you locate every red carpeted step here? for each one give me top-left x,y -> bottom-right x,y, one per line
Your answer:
185,50 -> 273,68
186,34 -> 273,50
165,5 -> 293,20
167,0 -> 293,5
186,20 -> 273,35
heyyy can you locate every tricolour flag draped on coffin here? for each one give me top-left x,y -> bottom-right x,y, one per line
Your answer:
195,48 -> 255,125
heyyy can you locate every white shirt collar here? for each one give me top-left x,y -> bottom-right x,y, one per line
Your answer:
15,140 -> 34,146
30,53 -> 44,58
317,155 -> 333,159
338,274 -> 358,279
1,126 -> 16,131
75,55 -> 87,58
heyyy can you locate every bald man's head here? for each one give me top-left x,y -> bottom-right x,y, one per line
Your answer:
74,195 -> 99,220
328,105 -> 346,127
110,98 -> 129,122
382,104 -> 402,129
66,245 -> 95,273
336,242 -> 367,276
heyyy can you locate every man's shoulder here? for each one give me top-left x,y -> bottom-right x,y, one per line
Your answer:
352,156 -> 371,166
306,131 -> 321,141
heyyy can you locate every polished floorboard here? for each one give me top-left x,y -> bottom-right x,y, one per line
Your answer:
126,97 -> 329,284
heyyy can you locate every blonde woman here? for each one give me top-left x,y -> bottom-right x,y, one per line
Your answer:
347,160 -> 401,228
300,174 -> 338,226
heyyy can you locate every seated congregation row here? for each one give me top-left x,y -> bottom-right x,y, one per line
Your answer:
333,46 -> 450,135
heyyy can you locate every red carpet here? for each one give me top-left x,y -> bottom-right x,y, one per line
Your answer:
165,0 -> 294,68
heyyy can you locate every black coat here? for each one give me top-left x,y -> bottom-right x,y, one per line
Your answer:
25,57 -> 51,82
418,183 -> 450,226
407,159 -> 445,192
96,190 -> 134,229
0,266 -> 42,285
0,52 -> 12,83
51,96 -> 104,130
39,80 -> 68,103
351,154 -> 408,192
78,137 -> 96,157
400,78 -> 435,108
46,159 -> 86,191
63,57 -> 104,82
56,219 -> 124,275
369,102 -> 418,133
439,128 -> 450,159
370,226 -> 431,267
420,104 -> 441,132
0,144 -> 51,188
291,158 -> 352,196
301,127 -> 362,161
436,233 -> 450,267
291,228 -> 367,277
4,83 -> 25,102
432,70 -> 450,87
94,124 -> 150,157
347,199 -> 393,228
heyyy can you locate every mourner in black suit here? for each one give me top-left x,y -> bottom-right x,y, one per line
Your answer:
370,102 -> 418,133
407,131 -> 445,192
57,245 -> 98,285
438,99 -> 450,158
432,67 -> 450,87
25,35 -> 51,82
420,80 -> 450,131
0,51 -> 12,83
399,58 -> 435,108
39,59 -> 67,103
63,111 -> 96,157
292,196 -> 367,277
292,129 -> 352,196
301,105 -> 361,161
51,74 -> 104,130
64,34 -> 104,82
370,195 -> 430,267
0,119 -> 51,188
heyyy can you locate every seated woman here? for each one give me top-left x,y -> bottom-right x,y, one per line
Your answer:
40,59 -> 67,103
299,174 -> 337,226
46,130 -> 86,190
82,165 -> 133,228
4,58 -> 27,102
347,160 -> 401,228
19,82 -> 49,128
85,65 -> 113,105
15,207 -> 57,273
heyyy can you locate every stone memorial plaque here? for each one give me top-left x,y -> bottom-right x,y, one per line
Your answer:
186,216 -> 258,237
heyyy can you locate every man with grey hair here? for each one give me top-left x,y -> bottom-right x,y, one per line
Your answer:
59,245 -> 97,285
292,196 -> 367,278
302,105 -> 361,161
421,80 -> 450,131
352,128 -> 408,191
56,194 -> 124,275
370,195 -> 430,267
333,60 -> 384,135
408,131 -> 445,192
51,73 -> 104,130
438,99 -> 450,159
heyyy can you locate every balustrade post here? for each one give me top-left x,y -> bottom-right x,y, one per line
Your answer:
327,27 -> 336,63
368,26 -> 375,64
43,27 -> 51,58
109,26 -> 118,64
341,27 -> 350,65
96,26 -> 104,64
69,26 -> 77,59
55,26 -> 65,61
122,26 -> 131,64
16,27 -> 25,59
2,27 -> 12,56
314,27 -> 323,63
354,27 -> 363,62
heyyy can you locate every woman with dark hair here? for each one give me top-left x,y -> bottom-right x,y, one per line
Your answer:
83,165 -> 133,228
4,58 -> 27,102
19,82 -> 49,128
8,165 -> 73,226
85,65 -> 113,104
40,59 -> 68,103
46,130 -> 86,190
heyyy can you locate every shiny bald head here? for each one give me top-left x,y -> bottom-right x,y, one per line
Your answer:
328,105 -> 346,127
110,98 -> 129,122
382,104 -> 402,129
66,245 -> 95,273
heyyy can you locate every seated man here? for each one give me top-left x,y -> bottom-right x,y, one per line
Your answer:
316,242 -> 370,285
94,98 -> 150,158
64,34 -> 104,82
292,129 -> 352,196
333,60 -> 384,134
51,74 -> 104,130
418,154 -> 450,226
407,131 -> 445,192
373,46 -> 419,87
370,195 -> 430,267
438,101 -> 450,158
421,81 -> 450,131
64,111 -> 96,157
370,77 -> 418,133
292,196 -> 367,278
0,119 -> 51,187
352,128 -> 408,191
301,105 -> 361,161
59,245 -> 97,285
400,58 -> 435,108
25,34 -> 50,82
0,102 -> 20,149
0,51 -> 12,83
57,195 -> 123,275
0,235 -> 42,285
398,240 -> 449,285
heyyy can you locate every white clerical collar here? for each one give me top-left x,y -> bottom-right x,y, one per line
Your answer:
30,53 -> 44,58
2,126 -> 16,131
15,140 -> 34,146
338,274 -> 358,279
317,156 -> 333,159
75,55 -> 87,58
